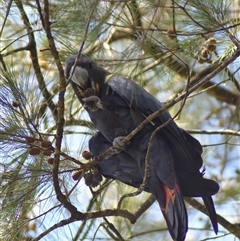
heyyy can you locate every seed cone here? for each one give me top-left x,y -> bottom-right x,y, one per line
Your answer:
29,147 -> 41,156
82,151 -> 92,160
41,140 -> 52,148
43,149 -> 52,156
72,169 -> 83,181
25,137 -> 35,144
47,158 -> 54,165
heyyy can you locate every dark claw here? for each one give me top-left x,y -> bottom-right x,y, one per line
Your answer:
82,96 -> 103,112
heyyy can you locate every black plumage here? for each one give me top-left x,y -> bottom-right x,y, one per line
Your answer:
66,54 -> 219,241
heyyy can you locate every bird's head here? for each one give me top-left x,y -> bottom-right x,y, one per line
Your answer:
66,54 -> 110,94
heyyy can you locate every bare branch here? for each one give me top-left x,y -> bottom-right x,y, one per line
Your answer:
124,48 -> 240,144
32,209 -> 137,241
185,197 -> 240,239
133,194 -> 156,220
109,30 -> 240,106
14,0 -> 58,121
187,129 -> 240,137
42,0 -> 78,215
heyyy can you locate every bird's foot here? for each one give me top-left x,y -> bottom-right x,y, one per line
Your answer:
82,95 -> 103,112
113,136 -> 129,151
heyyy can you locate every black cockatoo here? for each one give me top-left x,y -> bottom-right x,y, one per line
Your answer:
66,54 -> 219,241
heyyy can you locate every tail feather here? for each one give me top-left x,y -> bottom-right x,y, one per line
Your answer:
202,196 -> 218,234
153,182 -> 187,241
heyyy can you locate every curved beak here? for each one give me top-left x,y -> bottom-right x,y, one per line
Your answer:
70,66 -> 89,88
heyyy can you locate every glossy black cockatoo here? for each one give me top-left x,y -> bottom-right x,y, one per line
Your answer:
66,54 -> 219,241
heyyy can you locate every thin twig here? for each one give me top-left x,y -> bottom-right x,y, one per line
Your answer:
14,0 -> 58,121
133,194 -> 156,220
35,0 -> 45,29
187,129 -> 240,137
0,0 -> 13,37
123,47 -> 240,144
66,0 -> 99,86
32,209 -> 137,241
104,217 -> 125,241
200,232 -> 231,241
87,47 -> 240,171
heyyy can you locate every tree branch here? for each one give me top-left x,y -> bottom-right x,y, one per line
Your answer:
185,197 -> 240,239
32,208 -> 136,241
109,30 -> 239,106
42,0 -> 78,215
187,129 -> 240,137
14,0 -> 58,121
123,47 -> 240,144
86,47 -> 240,170
133,194 -> 156,220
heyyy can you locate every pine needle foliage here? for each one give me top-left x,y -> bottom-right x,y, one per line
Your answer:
0,0 -> 239,240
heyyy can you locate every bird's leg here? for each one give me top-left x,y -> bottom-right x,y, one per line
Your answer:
82,95 -> 103,112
